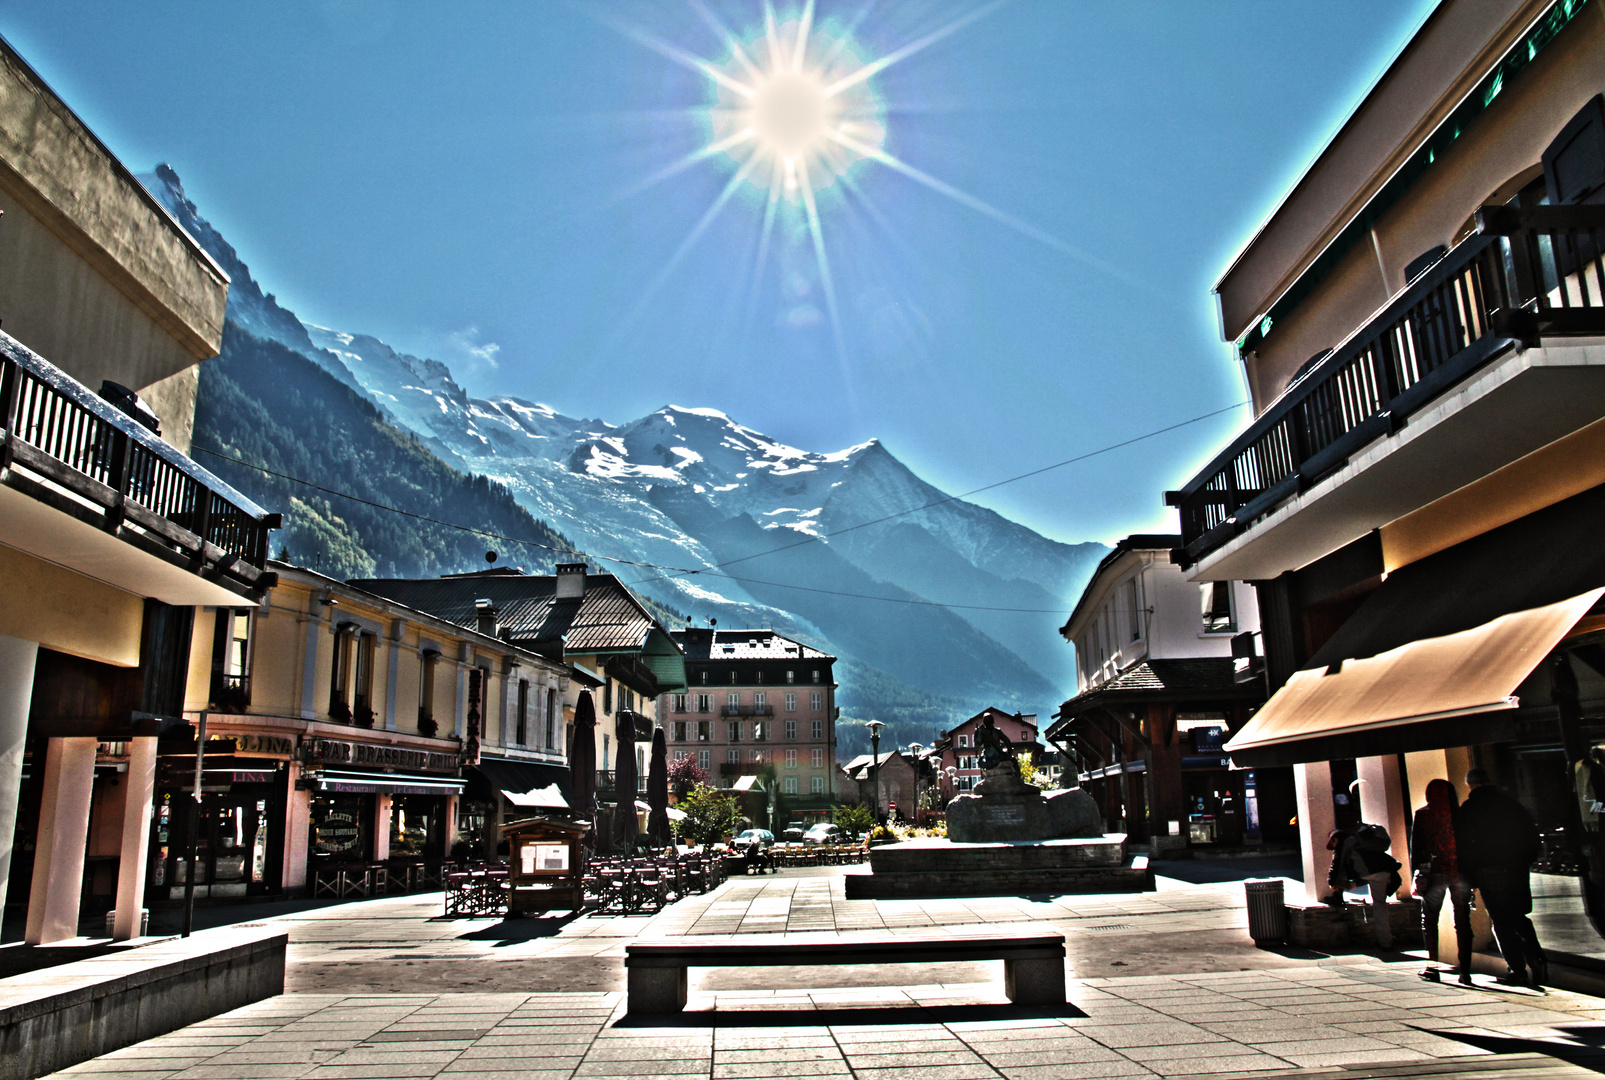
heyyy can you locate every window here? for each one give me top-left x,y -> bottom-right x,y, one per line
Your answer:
728,720 -> 741,742
786,670 -> 795,684
697,749 -> 710,771
330,625 -> 356,719
784,692 -> 797,712
420,651 -> 440,734
754,670 -> 764,685
673,721 -> 687,741
812,748 -> 824,768
812,669 -> 821,683
700,671 -> 708,685
810,691 -> 822,711
351,633 -> 376,724
516,680 -> 529,745
602,681 -> 612,714
754,720 -> 768,742
210,608 -> 252,709
675,749 -> 688,762
697,720 -> 710,741
602,733 -> 610,770
696,693 -> 712,713
638,747 -> 647,790
754,691 -> 767,710
752,749 -> 764,764
958,734 -> 969,748
1202,581 -> 1235,633
811,718 -> 823,740
784,776 -> 798,795
784,720 -> 797,740
544,687 -> 557,749
730,670 -> 737,685
727,691 -> 740,709
785,749 -> 797,768
811,776 -> 825,794
727,749 -> 740,764
672,693 -> 688,713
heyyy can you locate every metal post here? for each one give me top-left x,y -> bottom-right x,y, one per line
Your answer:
182,711 -> 206,938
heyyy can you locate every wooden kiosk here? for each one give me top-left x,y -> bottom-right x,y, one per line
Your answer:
501,816 -> 589,915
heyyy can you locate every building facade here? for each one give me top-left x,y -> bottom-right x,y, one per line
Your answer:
660,628 -> 838,823
933,708 -> 1043,796
1168,0 -> 1605,969
1045,536 -> 1283,853
0,40 -> 279,942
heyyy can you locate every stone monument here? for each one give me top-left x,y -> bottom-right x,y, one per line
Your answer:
845,715 -> 1150,899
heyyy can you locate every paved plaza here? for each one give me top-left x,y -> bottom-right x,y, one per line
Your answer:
41,864 -> 1605,1080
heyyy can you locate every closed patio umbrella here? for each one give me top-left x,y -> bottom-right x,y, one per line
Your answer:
614,709 -> 639,852
571,689 -> 597,849
647,727 -> 670,847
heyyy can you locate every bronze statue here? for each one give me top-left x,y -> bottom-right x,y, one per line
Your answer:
975,713 -> 1016,771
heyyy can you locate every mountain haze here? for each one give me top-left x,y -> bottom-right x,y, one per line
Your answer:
145,165 -> 1106,752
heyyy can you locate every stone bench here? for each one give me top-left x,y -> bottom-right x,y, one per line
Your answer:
624,929 -> 1066,1014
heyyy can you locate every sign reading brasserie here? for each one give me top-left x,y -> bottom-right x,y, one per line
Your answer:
309,738 -> 458,774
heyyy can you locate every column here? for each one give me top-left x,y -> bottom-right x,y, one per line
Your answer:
26,737 -> 97,944
443,794 -> 459,856
0,635 -> 39,910
111,736 -> 157,939
1294,760 -> 1337,905
374,794 -> 392,861
282,764 -> 311,892
1357,755 -> 1413,897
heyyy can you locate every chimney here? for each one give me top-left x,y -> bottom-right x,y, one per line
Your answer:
475,598 -> 499,637
555,562 -> 587,600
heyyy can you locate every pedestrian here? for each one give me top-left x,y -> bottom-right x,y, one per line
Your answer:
1456,768 -> 1547,988
1412,778 -> 1473,985
1327,819 -> 1402,949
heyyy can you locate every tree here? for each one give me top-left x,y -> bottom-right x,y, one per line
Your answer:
833,803 -> 874,839
674,783 -> 742,847
667,754 -> 708,799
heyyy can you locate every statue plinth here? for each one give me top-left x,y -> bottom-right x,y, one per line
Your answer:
947,765 -> 1102,844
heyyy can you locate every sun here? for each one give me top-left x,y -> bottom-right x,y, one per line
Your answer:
705,14 -> 886,202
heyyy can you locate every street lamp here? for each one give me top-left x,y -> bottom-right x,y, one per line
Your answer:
865,719 -> 886,823
908,743 -> 925,825
945,765 -> 958,803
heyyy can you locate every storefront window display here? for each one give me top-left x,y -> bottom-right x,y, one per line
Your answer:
150,774 -> 282,899
312,794 -> 371,861
389,795 -> 445,858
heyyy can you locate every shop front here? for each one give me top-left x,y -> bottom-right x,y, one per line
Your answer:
460,756 -> 572,859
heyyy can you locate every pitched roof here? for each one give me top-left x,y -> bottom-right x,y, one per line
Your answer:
1048,658 -> 1258,737
673,628 -> 833,662
350,572 -> 658,655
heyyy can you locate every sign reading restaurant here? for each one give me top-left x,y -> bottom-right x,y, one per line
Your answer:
308,738 -> 459,774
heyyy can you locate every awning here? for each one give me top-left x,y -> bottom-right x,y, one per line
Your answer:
318,769 -> 465,795
473,757 -> 571,810
1225,588 -> 1604,767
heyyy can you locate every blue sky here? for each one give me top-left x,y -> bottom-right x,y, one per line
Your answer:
0,0 -> 1435,546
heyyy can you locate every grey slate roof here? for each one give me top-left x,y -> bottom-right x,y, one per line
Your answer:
350,572 -> 658,655
1049,658 -> 1255,738
673,628 -> 833,662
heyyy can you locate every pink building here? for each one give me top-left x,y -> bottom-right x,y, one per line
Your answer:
934,707 -> 1043,797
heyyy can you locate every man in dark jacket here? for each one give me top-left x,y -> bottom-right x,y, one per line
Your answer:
1455,769 -> 1546,988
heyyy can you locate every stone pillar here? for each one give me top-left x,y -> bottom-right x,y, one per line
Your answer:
282,764 -> 311,892
26,737 -> 97,943
443,794 -> 459,855
373,794 -> 392,862
1357,755 -> 1413,897
0,635 -> 39,910
111,737 -> 157,939
1294,760 -> 1337,905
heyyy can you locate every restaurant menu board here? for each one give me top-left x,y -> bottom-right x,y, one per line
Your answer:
520,843 -> 570,874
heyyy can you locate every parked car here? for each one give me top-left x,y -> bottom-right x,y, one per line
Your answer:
732,828 -> 774,851
802,823 -> 841,845
782,827 -> 805,843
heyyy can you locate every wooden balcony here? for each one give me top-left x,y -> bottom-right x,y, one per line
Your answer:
0,331 -> 278,600
1173,204 -> 1605,569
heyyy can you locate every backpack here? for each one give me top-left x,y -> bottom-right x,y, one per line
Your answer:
1353,823 -> 1391,852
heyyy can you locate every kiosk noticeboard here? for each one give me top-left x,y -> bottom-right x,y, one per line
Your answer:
500,816 -> 588,914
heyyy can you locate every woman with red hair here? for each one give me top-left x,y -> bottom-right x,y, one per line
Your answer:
1413,778 -> 1473,984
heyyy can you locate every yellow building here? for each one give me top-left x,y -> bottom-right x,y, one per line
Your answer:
167,564 -> 570,899
0,40 -> 278,941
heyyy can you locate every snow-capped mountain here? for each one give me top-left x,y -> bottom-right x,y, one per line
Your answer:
145,165 -> 1106,716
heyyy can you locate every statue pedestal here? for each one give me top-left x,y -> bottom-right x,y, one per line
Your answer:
844,836 -> 1151,899
946,765 -> 1103,844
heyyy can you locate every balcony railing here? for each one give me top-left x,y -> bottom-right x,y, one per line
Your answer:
1173,203 -> 1605,566
0,332 -> 278,593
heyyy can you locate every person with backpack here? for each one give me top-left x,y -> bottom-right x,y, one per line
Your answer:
1456,768 -> 1547,988
1327,819 -> 1403,949
1411,778 -> 1473,984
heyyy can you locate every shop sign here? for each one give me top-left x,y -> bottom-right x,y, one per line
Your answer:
224,734 -> 296,757
309,738 -> 458,774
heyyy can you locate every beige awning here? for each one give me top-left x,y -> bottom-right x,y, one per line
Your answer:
1224,588 -> 1605,766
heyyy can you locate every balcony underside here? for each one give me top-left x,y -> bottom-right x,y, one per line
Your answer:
1191,338 -> 1605,582
0,481 -> 256,605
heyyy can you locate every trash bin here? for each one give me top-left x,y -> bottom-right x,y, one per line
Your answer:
105,908 -> 150,938
1244,879 -> 1287,943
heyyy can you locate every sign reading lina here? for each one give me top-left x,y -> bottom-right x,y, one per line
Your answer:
310,738 -> 458,774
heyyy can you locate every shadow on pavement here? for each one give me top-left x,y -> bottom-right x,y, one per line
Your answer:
615,1001 -> 1090,1028
1150,853 -> 1302,885
1408,1024 -> 1605,1074
456,914 -> 581,943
